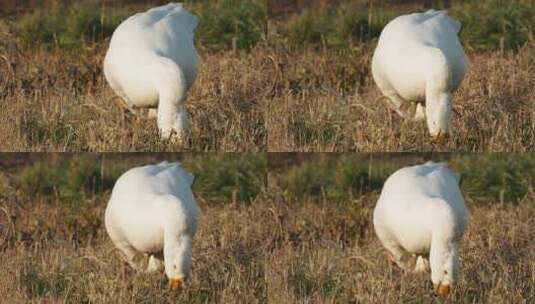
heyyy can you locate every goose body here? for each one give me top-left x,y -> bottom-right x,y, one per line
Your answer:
104,3 -> 199,140
371,10 -> 467,140
105,161 -> 199,290
373,161 -> 468,296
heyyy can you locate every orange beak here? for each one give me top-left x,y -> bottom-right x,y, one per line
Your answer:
435,283 -> 451,297
168,278 -> 184,291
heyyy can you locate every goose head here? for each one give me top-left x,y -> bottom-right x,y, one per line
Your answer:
426,93 -> 452,142
164,233 -> 193,291
168,277 -> 184,291
164,246 -> 188,291
431,242 -> 460,297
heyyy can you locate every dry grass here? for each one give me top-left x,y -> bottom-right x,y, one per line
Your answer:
0,44 -> 270,151
266,42 -> 535,151
1,157 -> 534,303
1,1 -> 533,152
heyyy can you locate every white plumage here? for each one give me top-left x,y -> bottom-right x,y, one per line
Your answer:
373,161 -> 468,297
105,161 -> 199,290
103,3 -> 199,140
371,10 -> 467,140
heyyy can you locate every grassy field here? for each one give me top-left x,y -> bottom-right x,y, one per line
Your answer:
1,0 -> 534,151
267,0 -> 535,151
0,0 -> 269,151
1,153 -> 534,302
266,45 -> 535,152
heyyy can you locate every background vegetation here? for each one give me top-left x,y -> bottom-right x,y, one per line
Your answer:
1,153 -> 533,302
277,0 -> 534,51
270,153 -> 535,204
11,0 -> 267,52
1,153 -> 267,204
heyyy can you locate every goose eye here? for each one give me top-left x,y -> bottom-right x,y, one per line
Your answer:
444,270 -> 448,274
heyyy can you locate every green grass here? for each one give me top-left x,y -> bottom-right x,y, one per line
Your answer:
194,0 -> 267,51
13,155 -> 129,202
11,0 -> 267,52
184,153 -> 267,204
280,154 -> 407,202
9,153 -> 534,206
453,0 -> 535,51
283,2 -> 394,50
14,0 -> 532,52
10,154 -> 267,205
451,154 -> 535,204
280,0 -> 535,51
278,154 -> 535,204
16,2 -> 129,50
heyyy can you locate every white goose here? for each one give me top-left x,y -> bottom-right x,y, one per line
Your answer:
105,161 -> 199,290
103,3 -> 199,140
371,10 -> 467,141
373,161 -> 468,297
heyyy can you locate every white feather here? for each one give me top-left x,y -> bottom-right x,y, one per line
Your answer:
373,161 -> 468,289
103,3 -> 199,140
372,10 -> 467,138
105,161 -> 200,281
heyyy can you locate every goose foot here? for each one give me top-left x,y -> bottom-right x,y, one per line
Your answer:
413,103 -> 426,121
413,255 -> 429,273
